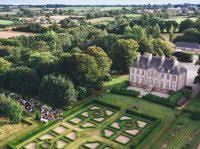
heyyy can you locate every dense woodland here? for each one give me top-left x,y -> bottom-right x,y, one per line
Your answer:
0,11 -> 200,123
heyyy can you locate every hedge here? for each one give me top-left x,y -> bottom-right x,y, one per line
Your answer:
92,100 -> 121,111
142,94 -> 175,108
130,118 -> 161,148
126,109 -> 157,121
110,84 -> 140,97
173,51 -> 194,62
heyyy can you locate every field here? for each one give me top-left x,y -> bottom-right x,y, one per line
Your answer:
0,31 -> 34,39
0,19 -> 14,25
86,17 -> 115,24
165,16 -> 198,24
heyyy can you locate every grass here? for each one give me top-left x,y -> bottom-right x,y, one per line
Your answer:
0,19 -> 14,25
165,16 -> 198,24
86,17 -> 115,24
103,75 -> 129,88
0,117 -> 40,148
185,93 -> 200,113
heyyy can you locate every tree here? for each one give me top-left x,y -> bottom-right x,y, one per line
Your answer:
0,94 -> 23,123
194,61 -> 200,85
138,39 -> 154,54
0,66 -> 39,95
60,19 -> 80,29
109,39 -> 138,72
153,24 -> 161,38
86,46 -> 112,80
179,19 -> 194,32
40,74 -> 76,107
28,52 -> 58,78
128,25 -> 145,41
150,38 -> 174,57
57,53 -> 101,88
0,57 -> 11,73
169,25 -> 174,42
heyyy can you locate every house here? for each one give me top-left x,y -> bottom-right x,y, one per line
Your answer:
175,42 -> 200,54
129,53 -> 187,93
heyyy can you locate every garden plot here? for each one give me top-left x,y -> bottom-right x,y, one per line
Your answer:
115,135 -> 131,144
125,129 -> 140,136
83,142 -> 101,149
39,133 -> 54,140
103,129 -> 114,138
65,131 -> 77,141
69,117 -> 82,124
82,122 -> 95,128
56,140 -> 68,149
53,125 -> 67,134
136,120 -> 148,128
25,142 -> 37,149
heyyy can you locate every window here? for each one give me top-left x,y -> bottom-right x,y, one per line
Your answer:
132,68 -> 134,74
136,76 -> 139,83
150,79 -> 153,85
166,82 -> 169,89
172,76 -> 176,81
131,75 -> 134,82
141,77 -> 145,84
137,69 -> 140,74
161,74 -> 164,79
167,75 -> 170,80
160,81 -> 163,88
148,70 -> 150,75
151,70 -> 154,76
155,80 -> 158,87
171,83 -> 176,91
155,72 -> 158,77
142,70 -> 144,75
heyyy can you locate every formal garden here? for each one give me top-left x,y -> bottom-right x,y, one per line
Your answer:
7,95 -> 161,149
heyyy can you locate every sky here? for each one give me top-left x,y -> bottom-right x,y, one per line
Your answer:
0,0 -> 199,5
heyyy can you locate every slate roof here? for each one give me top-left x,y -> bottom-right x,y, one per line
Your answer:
131,55 -> 187,75
175,42 -> 200,49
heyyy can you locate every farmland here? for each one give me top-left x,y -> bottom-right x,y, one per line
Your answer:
0,31 -> 34,39
0,19 -> 14,25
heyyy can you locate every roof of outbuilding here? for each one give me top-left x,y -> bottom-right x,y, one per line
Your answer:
131,55 -> 187,75
175,42 -> 200,49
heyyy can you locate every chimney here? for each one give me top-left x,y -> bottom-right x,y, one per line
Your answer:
147,53 -> 152,66
172,56 -> 178,68
159,55 -> 165,68
137,53 -> 141,64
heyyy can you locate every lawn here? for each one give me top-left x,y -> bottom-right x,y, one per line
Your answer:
185,93 -> 200,113
165,16 -> 198,24
103,75 -> 129,88
0,19 -> 14,25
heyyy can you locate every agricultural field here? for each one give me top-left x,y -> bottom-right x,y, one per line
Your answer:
0,31 -> 34,39
165,16 -> 198,24
86,17 -> 115,24
0,19 -> 14,25
8,94 -> 163,149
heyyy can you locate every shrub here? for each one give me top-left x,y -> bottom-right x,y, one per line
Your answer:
173,51 -> 194,62
0,94 -> 23,123
110,81 -> 140,97
142,94 -> 174,108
